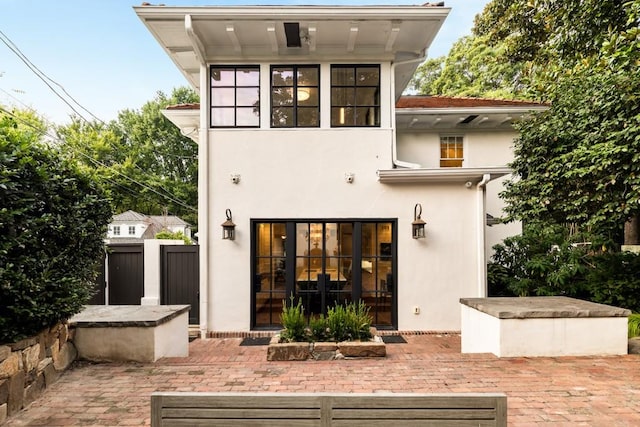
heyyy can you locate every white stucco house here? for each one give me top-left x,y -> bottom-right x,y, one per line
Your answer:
135,3 -> 546,337
106,209 -> 191,243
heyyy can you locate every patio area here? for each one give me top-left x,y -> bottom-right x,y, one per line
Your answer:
4,334 -> 640,426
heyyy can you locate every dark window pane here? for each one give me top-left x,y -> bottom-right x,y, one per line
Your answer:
355,87 -> 379,106
297,67 -> 318,86
331,87 -> 354,106
355,107 -> 379,126
272,67 -> 294,86
331,107 -> 355,126
332,67 -> 354,86
297,108 -> 319,127
272,107 -> 294,127
273,87 -> 293,106
356,67 -> 379,86
297,88 -> 318,106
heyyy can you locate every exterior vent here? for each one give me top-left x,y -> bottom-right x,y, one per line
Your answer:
284,22 -> 301,47
460,114 -> 478,124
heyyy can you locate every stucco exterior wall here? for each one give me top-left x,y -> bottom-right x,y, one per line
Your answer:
397,129 -> 522,260
203,128 -> 483,332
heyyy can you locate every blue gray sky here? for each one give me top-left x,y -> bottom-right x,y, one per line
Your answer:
0,1 -> 490,124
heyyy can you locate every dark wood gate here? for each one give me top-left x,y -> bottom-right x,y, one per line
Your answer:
161,245 -> 199,324
107,244 -> 144,305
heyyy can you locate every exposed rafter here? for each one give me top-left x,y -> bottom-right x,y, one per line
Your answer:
184,14 -> 206,64
266,22 -> 278,52
226,23 -> 242,53
347,24 -> 359,52
308,24 -> 317,52
385,23 -> 401,52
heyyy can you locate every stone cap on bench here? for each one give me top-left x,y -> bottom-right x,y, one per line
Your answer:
69,305 -> 190,327
460,296 -> 631,319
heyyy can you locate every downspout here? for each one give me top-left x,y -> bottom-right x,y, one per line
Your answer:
476,174 -> 491,297
197,63 -> 209,339
390,51 -> 427,169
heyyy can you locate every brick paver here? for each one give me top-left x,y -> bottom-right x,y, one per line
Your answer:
5,334 -> 640,426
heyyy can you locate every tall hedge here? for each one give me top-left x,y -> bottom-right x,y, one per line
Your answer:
0,115 -> 112,343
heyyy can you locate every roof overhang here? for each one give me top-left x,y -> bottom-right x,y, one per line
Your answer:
162,108 -> 200,142
396,105 -> 549,130
134,5 -> 450,97
377,166 -> 511,184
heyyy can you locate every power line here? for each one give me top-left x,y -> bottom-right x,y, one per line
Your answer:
0,106 -> 196,212
0,30 -> 197,211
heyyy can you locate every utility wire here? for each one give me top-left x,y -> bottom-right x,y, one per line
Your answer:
0,106 -> 196,212
0,30 -> 197,211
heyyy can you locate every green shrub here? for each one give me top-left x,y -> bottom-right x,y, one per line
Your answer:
488,222 -> 640,313
155,230 -> 192,245
0,118 -> 112,343
279,296 -> 307,342
308,314 -> 329,342
279,299 -> 373,343
629,314 -> 640,338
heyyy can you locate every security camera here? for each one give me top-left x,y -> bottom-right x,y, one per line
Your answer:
231,174 -> 241,184
345,173 -> 355,184
465,181 -> 473,188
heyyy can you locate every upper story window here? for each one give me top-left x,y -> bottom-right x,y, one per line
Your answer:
331,65 -> 380,127
440,135 -> 464,167
113,226 -> 121,236
210,66 -> 260,127
271,65 -> 319,128
128,226 -> 136,235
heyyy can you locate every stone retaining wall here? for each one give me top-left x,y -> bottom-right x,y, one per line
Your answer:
0,323 -> 76,424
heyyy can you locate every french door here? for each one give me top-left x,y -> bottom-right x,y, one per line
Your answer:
252,220 -> 396,329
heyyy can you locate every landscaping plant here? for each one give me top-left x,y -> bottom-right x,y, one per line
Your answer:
0,114 -> 112,343
279,296 -> 307,342
279,297 -> 373,343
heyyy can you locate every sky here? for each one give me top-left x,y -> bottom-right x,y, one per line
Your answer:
0,0 -> 490,125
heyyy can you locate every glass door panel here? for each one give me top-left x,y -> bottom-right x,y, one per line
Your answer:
254,223 -> 287,327
253,220 -> 394,329
361,222 -> 393,326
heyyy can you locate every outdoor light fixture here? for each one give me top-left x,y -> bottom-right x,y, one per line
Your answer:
221,209 -> 236,240
412,203 -> 426,239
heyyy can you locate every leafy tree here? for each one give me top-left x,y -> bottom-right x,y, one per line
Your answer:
502,67 -> 640,237
410,35 -> 526,99
474,0 -> 632,99
57,87 -> 199,227
0,110 -> 112,343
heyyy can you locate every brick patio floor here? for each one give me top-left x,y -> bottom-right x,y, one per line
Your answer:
4,334 -> 640,426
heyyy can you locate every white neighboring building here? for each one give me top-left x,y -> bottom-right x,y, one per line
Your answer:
135,4 -> 546,336
106,210 -> 192,243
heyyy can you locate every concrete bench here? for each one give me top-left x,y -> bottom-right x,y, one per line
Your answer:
151,392 -> 507,426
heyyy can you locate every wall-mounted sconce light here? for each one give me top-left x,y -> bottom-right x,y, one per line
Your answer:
412,203 -> 426,239
221,209 -> 236,240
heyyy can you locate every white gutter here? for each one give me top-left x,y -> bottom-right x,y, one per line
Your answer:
197,63 -> 209,340
390,52 -> 427,169
476,174 -> 491,298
